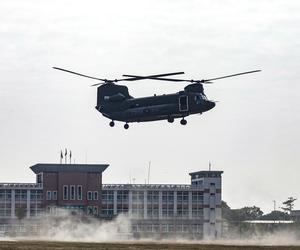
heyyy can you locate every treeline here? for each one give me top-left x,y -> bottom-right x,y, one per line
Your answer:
221,197 -> 300,238
222,197 -> 297,222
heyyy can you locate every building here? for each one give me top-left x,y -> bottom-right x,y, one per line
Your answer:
291,210 -> 300,222
0,164 -> 108,220
0,163 -> 223,239
31,163 -> 108,216
101,170 -> 223,238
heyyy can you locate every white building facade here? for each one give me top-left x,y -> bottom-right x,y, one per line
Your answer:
101,170 -> 223,239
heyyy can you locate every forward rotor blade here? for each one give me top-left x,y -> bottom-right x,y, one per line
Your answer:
205,70 -> 261,81
53,67 -> 108,81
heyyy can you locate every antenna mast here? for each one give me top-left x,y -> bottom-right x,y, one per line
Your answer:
147,161 -> 151,184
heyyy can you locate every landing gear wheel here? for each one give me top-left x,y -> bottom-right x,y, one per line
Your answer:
180,118 -> 187,125
124,123 -> 129,129
167,117 -> 174,123
109,121 -> 115,127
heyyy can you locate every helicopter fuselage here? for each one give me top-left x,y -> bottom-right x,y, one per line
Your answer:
95,84 -> 215,123
53,67 -> 260,128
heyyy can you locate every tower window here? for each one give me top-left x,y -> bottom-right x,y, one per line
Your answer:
87,191 -> 93,201
52,191 -> 57,200
46,191 -> 51,200
63,185 -> 68,200
93,191 -> 98,200
77,186 -> 82,200
70,185 -> 75,200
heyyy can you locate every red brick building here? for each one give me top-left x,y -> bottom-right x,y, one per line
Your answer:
30,163 -> 108,216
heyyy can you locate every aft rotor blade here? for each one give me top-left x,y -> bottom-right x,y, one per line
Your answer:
205,70 -> 261,81
122,72 -> 185,81
124,70 -> 261,83
53,67 -> 108,81
123,75 -> 188,82
90,83 -> 104,87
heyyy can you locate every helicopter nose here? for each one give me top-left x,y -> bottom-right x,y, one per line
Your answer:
206,100 -> 215,110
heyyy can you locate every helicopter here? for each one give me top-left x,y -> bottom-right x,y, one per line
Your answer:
53,67 -> 261,129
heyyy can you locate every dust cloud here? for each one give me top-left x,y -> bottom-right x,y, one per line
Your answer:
1,209 -> 300,246
36,209 -> 131,242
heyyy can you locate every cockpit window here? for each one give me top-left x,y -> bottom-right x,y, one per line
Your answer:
200,93 -> 207,100
194,94 -> 207,104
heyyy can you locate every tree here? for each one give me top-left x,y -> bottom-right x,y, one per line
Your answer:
281,197 -> 297,214
221,201 -> 263,222
260,210 -> 290,220
237,206 -> 263,221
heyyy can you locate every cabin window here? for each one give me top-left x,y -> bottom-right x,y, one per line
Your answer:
179,96 -> 188,111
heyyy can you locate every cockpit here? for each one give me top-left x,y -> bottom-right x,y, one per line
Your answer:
194,93 -> 207,104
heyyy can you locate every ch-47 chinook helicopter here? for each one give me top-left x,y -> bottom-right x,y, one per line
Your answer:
53,67 -> 261,129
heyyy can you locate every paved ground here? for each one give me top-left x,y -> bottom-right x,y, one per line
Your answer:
0,241 -> 300,250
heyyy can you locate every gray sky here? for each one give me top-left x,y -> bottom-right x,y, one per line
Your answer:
0,0 -> 299,213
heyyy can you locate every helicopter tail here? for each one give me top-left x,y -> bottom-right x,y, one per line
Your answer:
97,84 -> 132,106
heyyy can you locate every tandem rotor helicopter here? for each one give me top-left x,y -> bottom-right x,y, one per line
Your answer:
53,67 -> 261,129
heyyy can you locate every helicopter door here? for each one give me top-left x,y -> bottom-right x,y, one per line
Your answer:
179,95 -> 188,112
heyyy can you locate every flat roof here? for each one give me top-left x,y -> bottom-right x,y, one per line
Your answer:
189,170 -> 223,176
102,184 -> 193,191
30,163 -> 109,174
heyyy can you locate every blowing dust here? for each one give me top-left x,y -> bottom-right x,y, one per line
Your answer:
1,209 -> 300,246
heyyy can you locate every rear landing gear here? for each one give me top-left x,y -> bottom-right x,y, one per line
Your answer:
180,118 -> 187,125
167,117 -> 174,123
124,123 -> 129,129
109,121 -> 115,127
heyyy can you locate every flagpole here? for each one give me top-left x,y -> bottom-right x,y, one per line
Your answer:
65,148 -> 67,164
60,150 -> 63,164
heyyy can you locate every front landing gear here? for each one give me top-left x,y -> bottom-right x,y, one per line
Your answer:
180,118 -> 187,125
124,123 -> 129,129
109,121 -> 115,127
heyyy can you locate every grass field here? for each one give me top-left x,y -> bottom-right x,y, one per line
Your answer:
0,241 -> 300,250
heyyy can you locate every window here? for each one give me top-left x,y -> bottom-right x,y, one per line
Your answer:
70,185 -> 75,200
52,191 -> 57,200
46,191 -> 51,200
46,206 -> 51,213
179,95 -> 188,111
77,186 -> 82,200
63,185 -> 68,200
93,191 -> 98,201
87,191 -> 92,201
37,173 -> 43,184
93,206 -> 98,215
87,206 -> 93,215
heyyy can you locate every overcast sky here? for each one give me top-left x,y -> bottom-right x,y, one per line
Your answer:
0,0 -> 299,213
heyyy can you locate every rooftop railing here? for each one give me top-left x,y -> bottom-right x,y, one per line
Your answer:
102,184 -> 203,190
0,183 -> 43,189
